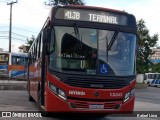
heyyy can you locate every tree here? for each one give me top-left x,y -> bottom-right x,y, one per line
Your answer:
137,19 -> 159,73
19,35 -> 35,53
151,63 -> 160,73
44,0 -> 85,6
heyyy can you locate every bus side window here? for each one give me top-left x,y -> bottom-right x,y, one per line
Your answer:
12,56 -> 16,65
34,41 -> 37,61
37,35 -> 41,59
38,34 -> 41,59
32,46 -> 34,63
17,58 -> 20,65
40,34 -> 43,58
31,47 -> 34,64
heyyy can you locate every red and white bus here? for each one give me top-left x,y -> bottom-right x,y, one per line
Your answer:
27,5 -> 137,115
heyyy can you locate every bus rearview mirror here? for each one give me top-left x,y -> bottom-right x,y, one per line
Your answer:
42,28 -> 51,44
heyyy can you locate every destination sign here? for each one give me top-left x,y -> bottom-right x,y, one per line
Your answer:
55,8 -> 128,25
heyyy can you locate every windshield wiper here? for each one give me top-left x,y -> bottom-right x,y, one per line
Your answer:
73,23 -> 82,50
73,23 -> 80,39
108,29 -> 120,50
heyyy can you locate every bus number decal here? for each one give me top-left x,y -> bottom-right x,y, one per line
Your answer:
65,11 -> 80,20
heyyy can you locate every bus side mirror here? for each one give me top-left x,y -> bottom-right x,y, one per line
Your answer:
42,28 -> 51,54
42,28 -> 51,44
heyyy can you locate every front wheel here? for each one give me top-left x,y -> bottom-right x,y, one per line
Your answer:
28,94 -> 34,102
28,85 -> 34,102
38,90 -> 48,117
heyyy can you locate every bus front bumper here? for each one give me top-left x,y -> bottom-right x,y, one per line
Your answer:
45,89 -> 135,114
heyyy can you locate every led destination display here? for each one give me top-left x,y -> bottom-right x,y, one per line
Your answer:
56,8 -> 128,25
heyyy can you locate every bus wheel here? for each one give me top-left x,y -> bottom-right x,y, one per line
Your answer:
38,90 -> 48,117
28,95 -> 34,102
38,90 -> 41,106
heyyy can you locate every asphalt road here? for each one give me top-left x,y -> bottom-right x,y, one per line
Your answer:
0,87 -> 160,120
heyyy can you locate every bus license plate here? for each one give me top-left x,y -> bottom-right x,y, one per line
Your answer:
89,104 -> 104,109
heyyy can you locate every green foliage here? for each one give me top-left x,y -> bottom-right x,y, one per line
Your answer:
137,19 -> 159,73
45,0 -> 85,6
19,35 -> 35,53
151,63 -> 160,73
26,35 -> 35,47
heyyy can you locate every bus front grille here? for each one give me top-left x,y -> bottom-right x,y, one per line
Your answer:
64,77 -> 128,89
70,101 -> 118,109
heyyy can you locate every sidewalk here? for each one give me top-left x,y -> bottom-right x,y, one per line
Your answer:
0,80 -> 27,90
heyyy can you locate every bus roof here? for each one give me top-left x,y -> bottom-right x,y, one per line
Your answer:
0,52 -> 28,57
51,5 -> 131,15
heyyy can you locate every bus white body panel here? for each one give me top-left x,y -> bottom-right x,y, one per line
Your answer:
144,73 -> 160,85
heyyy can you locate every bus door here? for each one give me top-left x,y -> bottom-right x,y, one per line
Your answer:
39,28 -> 52,106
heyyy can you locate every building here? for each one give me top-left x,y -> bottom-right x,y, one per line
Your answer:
150,47 -> 160,63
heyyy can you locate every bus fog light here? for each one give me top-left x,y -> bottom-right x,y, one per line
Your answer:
70,103 -> 77,108
58,89 -> 66,100
124,92 -> 130,102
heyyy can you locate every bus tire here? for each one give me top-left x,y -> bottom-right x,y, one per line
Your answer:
38,90 -> 48,117
38,90 -> 41,106
28,95 -> 34,102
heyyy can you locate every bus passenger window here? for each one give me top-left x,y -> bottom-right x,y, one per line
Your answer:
12,56 -> 25,65
17,58 -> 20,65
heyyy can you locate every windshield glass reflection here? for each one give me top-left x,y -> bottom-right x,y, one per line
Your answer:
49,26 -> 136,76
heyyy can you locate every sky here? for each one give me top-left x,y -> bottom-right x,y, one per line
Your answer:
0,0 -> 160,52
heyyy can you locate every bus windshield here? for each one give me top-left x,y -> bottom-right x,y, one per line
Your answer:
0,54 -> 9,63
49,26 -> 136,76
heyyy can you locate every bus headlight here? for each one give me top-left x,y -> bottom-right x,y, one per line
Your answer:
124,92 -> 130,102
124,88 -> 135,102
49,82 -> 57,94
48,82 -> 67,100
130,88 -> 135,97
58,89 -> 67,100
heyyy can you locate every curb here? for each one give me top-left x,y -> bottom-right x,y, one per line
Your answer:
135,83 -> 148,89
0,80 -> 27,90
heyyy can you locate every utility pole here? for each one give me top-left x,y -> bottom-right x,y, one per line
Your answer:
7,0 -> 17,53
